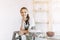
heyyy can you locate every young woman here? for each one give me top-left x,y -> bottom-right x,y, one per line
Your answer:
18,7 -> 35,40
19,7 -> 30,35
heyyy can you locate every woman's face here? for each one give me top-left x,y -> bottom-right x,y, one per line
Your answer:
20,9 -> 27,17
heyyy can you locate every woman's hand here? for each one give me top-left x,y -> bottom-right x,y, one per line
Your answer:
22,16 -> 26,21
19,29 -> 28,35
23,30 -> 28,34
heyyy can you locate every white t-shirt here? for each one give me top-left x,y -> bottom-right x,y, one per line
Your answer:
20,14 -> 35,31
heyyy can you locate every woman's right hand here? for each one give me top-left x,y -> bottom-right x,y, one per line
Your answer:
19,30 -> 24,35
19,29 -> 29,35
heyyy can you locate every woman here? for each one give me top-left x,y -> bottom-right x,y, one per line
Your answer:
18,7 -> 34,40
19,7 -> 30,35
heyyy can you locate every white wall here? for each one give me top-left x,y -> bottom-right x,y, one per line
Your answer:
52,0 -> 60,35
0,0 -> 33,40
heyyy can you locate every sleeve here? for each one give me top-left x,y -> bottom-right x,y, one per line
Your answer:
28,14 -> 35,31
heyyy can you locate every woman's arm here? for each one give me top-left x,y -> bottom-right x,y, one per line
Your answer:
20,28 -> 28,35
20,26 -> 23,30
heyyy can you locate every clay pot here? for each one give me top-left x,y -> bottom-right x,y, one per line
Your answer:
46,32 -> 54,37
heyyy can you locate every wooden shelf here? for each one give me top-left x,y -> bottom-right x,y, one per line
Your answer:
34,0 -> 49,2
34,1 -> 48,4
35,22 -> 49,24
33,0 -> 53,32
33,9 -> 49,12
